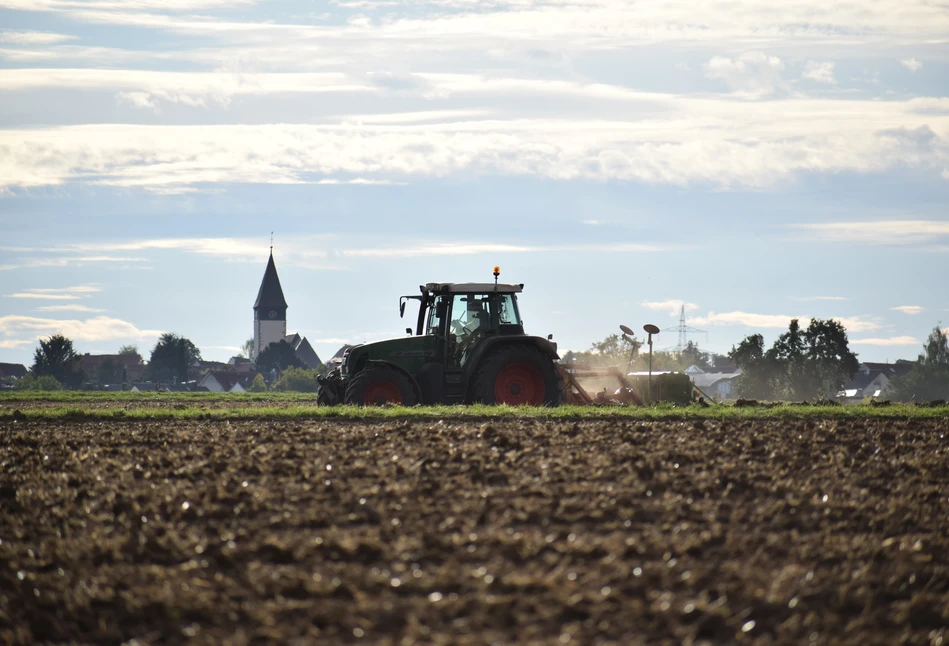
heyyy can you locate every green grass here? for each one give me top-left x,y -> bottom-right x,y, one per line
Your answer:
0,391 -> 315,403
2,392 -> 948,422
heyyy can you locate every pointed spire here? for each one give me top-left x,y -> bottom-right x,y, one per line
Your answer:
254,251 -> 288,310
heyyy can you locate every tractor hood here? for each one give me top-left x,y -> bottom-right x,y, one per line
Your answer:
343,336 -> 436,373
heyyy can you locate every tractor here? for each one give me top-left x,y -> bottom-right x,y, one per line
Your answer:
316,270 -> 563,406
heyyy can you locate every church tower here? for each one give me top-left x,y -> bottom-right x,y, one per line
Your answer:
253,251 -> 288,359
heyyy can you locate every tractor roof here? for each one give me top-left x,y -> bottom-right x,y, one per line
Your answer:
424,282 -> 523,294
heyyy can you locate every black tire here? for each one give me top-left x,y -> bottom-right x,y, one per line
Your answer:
344,366 -> 418,406
472,345 -> 563,406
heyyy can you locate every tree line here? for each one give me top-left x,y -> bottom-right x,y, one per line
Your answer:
10,333 -> 326,392
568,320 -> 949,402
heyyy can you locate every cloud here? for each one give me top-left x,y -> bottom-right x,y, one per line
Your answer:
2,90 -> 948,192
691,311 -> 803,329
890,305 -> 924,315
793,220 -> 949,245
0,315 -> 163,343
8,293 -> 80,300
801,61 -> 836,84
900,58 -> 923,72
35,304 -> 105,312
0,255 -> 146,270
704,52 -> 785,97
116,90 -> 159,112
0,30 -> 77,44
642,300 -> 699,316
0,339 -> 34,349
850,336 -> 920,346
689,311 -> 881,332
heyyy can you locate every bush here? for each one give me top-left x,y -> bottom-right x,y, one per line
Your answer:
247,374 -> 268,392
272,367 -> 319,392
13,374 -> 64,391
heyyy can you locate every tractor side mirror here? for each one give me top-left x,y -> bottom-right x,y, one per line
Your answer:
399,299 -> 407,318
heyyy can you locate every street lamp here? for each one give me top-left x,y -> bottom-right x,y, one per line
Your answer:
643,324 -> 660,404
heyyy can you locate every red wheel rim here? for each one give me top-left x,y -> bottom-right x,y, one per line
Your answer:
494,362 -> 544,405
364,381 -> 403,405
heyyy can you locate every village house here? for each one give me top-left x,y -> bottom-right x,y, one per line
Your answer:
838,361 -> 914,402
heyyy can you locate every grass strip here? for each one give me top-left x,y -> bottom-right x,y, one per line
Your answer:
2,402 -> 948,422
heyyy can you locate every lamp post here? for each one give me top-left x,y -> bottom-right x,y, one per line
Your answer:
643,324 -> 660,404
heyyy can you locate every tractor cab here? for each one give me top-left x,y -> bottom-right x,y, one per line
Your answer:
317,270 -> 562,407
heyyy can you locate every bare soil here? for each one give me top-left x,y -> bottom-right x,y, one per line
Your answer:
1,417 -> 948,645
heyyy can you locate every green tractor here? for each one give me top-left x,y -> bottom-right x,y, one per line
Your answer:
317,272 -> 563,406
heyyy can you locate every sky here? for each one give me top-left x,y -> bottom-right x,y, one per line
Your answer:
1,0 -> 948,369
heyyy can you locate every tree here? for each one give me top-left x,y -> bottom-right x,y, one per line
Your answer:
96,357 -> 126,387
886,326 -> 949,402
247,373 -> 268,392
13,374 -> 63,391
801,318 -> 859,400
148,333 -> 202,383
31,334 -> 83,388
240,338 -> 255,360
118,344 -> 139,356
564,333 -> 641,368
729,334 -> 780,399
729,319 -> 858,401
255,340 -> 304,373
272,367 -> 319,392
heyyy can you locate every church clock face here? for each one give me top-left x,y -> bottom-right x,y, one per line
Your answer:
268,310 -> 277,319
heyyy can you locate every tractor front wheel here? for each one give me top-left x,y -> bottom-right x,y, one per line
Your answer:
472,345 -> 562,406
344,366 -> 418,406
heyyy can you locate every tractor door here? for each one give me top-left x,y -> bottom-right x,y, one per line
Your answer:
412,294 -> 453,403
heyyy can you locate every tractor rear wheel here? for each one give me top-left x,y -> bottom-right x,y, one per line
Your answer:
345,366 -> 418,406
472,345 -> 562,406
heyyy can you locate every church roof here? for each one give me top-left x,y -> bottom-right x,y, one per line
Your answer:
254,252 -> 288,310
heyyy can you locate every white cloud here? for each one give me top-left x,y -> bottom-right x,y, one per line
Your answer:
890,305 -> 924,315
0,338 -> 34,349
851,336 -> 919,346
116,91 -> 159,112
901,58 -> 923,72
5,285 -> 101,300
36,304 -> 106,312
704,52 -> 785,97
642,300 -> 699,316
0,29 -> 76,44
691,311 -> 802,329
8,293 -> 80,300
1,91 -> 947,191
689,311 -> 881,332
0,315 -> 163,343
802,61 -> 836,84
794,220 -> 949,245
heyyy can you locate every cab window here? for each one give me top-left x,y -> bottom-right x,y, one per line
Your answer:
426,295 -> 449,335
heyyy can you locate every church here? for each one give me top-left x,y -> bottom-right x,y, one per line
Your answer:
252,251 -> 321,369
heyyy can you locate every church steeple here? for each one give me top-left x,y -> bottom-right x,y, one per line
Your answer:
254,252 -> 288,312
253,250 -> 288,358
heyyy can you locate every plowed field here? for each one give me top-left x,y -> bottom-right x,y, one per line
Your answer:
2,417 -> 948,645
